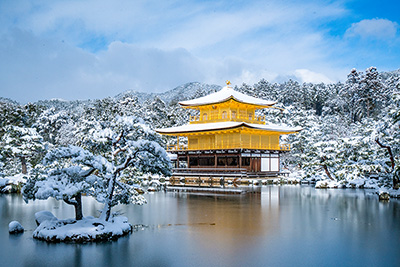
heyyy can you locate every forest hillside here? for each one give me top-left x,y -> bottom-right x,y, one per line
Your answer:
1,67 -> 399,189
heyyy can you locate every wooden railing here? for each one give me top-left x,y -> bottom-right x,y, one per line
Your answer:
279,144 -> 291,151
167,144 -> 187,151
166,143 -> 291,151
189,114 -> 265,124
173,167 -> 248,175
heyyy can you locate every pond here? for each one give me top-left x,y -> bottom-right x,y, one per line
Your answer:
1,186 -> 399,267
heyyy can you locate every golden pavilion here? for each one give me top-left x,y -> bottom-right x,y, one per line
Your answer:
156,81 -> 302,178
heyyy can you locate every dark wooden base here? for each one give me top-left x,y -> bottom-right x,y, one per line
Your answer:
171,149 -> 284,174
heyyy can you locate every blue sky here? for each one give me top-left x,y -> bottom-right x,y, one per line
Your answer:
0,0 -> 399,103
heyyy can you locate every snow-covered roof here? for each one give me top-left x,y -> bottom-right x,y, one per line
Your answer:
179,85 -> 276,107
156,121 -> 302,135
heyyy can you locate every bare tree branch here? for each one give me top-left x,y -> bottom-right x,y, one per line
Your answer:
113,130 -> 124,146
79,167 -> 96,178
375,138 -> 395,172
63,196 -> 77,205
113,146 -> 128,157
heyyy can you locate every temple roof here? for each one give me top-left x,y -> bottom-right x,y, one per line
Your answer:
179,85 -> 276,107
155,121 -> 302,135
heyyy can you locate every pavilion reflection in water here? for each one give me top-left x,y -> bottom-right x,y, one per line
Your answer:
173,186 -> 282,252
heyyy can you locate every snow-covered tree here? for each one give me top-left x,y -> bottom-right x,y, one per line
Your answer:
0,154 -> 4,178
27,116 -> 172,221
34,108 -> 72,144
24,115 -> 172,221
1,126 -> 46,174
357,67 -> 384,119
340,68 -> 361,122
23,146 -> 110,220
82,116 -> 172,221
373,77 -> 400,188
0,101 -> 27,137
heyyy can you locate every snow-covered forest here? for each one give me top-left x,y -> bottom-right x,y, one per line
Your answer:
0,67 -> 399,190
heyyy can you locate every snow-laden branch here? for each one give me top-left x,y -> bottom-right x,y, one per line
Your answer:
43,145 -> 113,175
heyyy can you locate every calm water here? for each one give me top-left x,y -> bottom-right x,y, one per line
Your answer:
0,186 -> 399,267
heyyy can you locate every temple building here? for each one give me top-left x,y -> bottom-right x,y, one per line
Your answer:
156,81 -> 302,178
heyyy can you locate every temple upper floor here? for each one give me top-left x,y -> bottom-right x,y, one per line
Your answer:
183,82 -> 275,125
189,102 -> 266,124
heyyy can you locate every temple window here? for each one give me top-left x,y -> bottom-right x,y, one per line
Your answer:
189,157 -> 199,166
241,157 -> 251,166
198,157 -> 215,166
227,157 -> 238,166
217,157 -> 227,166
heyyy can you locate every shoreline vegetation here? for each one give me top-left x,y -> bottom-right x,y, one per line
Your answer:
2,173 -> 399,196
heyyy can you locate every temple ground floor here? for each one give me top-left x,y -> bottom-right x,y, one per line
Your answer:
169,148 -> 287,178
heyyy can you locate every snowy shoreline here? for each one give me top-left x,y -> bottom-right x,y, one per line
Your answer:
2,173 -> 400,198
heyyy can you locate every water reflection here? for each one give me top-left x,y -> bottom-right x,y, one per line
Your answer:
0,186 -> 399,267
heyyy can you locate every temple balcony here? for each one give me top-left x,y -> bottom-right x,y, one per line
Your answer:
189,114 -> 265,125
166,143 -> 291,151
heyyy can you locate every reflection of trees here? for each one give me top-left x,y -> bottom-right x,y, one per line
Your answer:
276,187 -> 397,245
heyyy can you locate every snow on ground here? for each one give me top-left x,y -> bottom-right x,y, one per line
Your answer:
315,178 -> 380,189
388,188 -> 400,198
0,173 -> 27,192
379,188 -> 400,198
314,178 -> 400,198
0,178 -> 8,187
315,180 -> 345,188
348,178 -> 368,188
35,210 -> 57,225
33,211 -> 132,243
2,173 -> 27,184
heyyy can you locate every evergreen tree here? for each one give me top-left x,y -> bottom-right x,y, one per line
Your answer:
1,126 -> 46,174
357,67 -> 383,119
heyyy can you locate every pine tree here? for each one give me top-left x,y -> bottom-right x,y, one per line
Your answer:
1,126 -> 46,175
357,67 -> 383,119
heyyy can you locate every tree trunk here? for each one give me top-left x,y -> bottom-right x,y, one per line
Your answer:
74,194 -> 83,220
63,194 -> 83,220
103,174 -> 117,221
321,156 -> 334,180
375,138 -> 398,189
20,157 -> 27,174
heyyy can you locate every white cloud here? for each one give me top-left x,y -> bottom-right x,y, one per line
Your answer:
153,1 -> 346,53
2,0 -> 398,103
0,27 -> 345,103
0,30 -> 252,102
345,18 -> 398,40
294,69 -> 334,84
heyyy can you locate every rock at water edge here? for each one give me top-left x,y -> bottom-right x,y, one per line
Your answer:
9,221 -> 24,234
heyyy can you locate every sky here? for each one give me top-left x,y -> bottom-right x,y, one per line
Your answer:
0,0 -> 399,103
